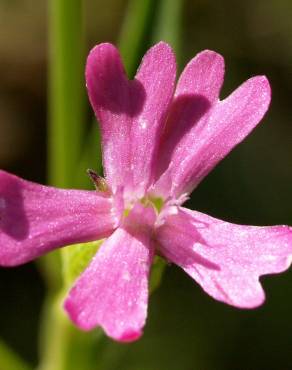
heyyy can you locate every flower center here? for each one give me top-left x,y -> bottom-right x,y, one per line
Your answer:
123,196 -> 165,218
141,196 -> 164,213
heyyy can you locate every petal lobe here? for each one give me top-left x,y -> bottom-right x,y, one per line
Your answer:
156,207 -> 292,308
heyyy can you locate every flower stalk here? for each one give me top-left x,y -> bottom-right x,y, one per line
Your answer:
48,0 -> 85,188
40,0 -> 89,369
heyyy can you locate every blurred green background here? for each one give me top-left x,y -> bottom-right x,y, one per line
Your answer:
0,0 -> 292,369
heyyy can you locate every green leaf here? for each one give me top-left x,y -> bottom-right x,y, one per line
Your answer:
62,240 -> 104,288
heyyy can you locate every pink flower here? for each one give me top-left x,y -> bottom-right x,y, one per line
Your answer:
1,42 -> 292,342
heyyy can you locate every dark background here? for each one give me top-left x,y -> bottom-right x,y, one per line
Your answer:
0,0 -> 292,369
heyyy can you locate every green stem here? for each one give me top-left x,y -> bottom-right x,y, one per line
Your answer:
39,1 -> 97,369
48,0 -> 86,188
0,339 -> 32,370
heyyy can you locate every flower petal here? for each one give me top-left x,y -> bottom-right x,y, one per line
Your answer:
0,171 -> 117,266
156,207 -> 292,308
64,204 -> 155,342
86,42 -> 176,198
152,50 -> 224,196
153,51 -> 271,197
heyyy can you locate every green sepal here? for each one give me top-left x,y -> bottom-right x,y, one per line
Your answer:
149,255 -> 167,293
61,240 -> 166,294
62,240 -> 104,288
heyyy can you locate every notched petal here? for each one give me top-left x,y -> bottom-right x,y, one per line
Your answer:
86,42 -> 176,197
153,50 -> 271,198
156,207 -> 292,308
86,43 -> 145,117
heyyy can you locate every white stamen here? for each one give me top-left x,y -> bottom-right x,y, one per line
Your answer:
140,119 -> 148,130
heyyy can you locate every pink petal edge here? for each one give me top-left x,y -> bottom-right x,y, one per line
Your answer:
0,170 -> 117,266
156,206 -> 292,308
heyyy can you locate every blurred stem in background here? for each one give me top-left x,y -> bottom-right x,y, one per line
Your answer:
152,0 -> 183,65
118,0 -> 157,77
42,0 -> 87,296
39,0 -> 92,369
40,0 -> 183,369
0,340 -> 32,370
48,0 -> 85,189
